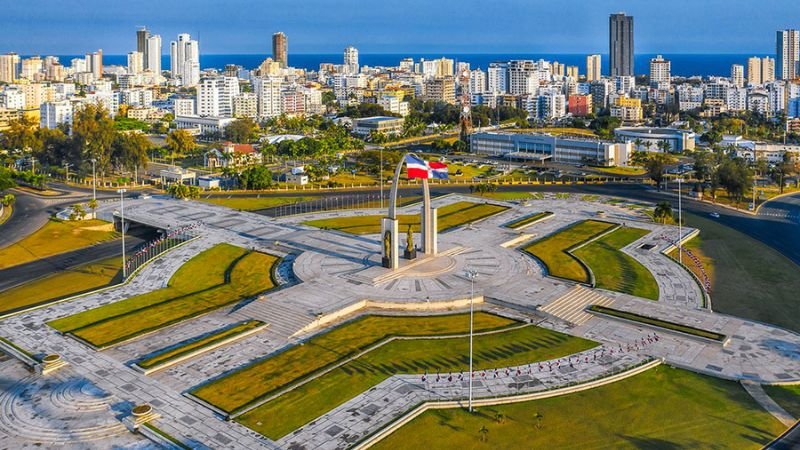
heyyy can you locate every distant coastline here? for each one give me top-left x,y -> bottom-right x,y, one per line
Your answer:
31,53 -> 769,77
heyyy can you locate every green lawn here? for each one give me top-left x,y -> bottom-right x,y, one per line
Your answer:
303,201 -> 508,234
138,320 -> 265,370
505,212 -> 553,230
238,323 -> 595,439
589,305 -> 725,341
592,166 -> 647,176
677,213 -> 800,333
573,227 -> 659,300
0,257 -> 121,316
0,219 -> 118,270
374,366 -> 785,450
199,196 -> 315,211
522,220 -> 617,283
191,313 -> 519,415
469,191 -> 536,201
764,385 -> 800,418
49,244 -> 278,348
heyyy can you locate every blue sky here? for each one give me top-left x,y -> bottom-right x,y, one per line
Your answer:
3,0 -> 798,54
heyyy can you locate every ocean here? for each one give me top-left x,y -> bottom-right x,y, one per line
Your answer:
50,53 -> 763,78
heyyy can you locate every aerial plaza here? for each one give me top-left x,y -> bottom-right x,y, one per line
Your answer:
0,153 -> 797,450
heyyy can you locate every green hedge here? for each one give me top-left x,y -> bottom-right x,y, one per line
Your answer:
588,305 -> 726,342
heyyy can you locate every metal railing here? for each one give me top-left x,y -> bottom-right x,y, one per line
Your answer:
124,223 -> 201,278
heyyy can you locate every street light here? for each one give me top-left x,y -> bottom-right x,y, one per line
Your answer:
63,161 -> 72,184
464,269 -> 478,412
380,146 -> 384,209
676,178 -> 684,265
91,158 -> 97,202
117,189 -> 127,278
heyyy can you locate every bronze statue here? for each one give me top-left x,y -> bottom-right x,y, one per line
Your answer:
382,230 -> 392,267
404,224 -> 417,260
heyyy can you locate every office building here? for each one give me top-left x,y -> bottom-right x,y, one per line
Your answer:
469,131 -> 631,166
352,116 -> 404,136
777,29 -> 799,80
137,27 -> 150,69
731,64 -> 745,88
609,13 -> 634,77
344,46 -> 359,75
146,35 -> 162,74
586,54 -> 602,81
649,55 -> 670,87
273,32 -> 288,68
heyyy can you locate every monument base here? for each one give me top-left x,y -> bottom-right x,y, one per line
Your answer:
404,248 -> 417,260
382,256 -> 392,268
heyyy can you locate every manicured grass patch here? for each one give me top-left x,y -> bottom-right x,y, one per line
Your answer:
372,366 -> 785,450
0,336 -> 36,359
191,313 -> 519,415
505,212 -> 553,230
49,244 -> 278,348
589,305 -> 725,341
141,423 -> 191,450
0,219 -> 118,270
592,166 -> 647,176
0,257 -> 122,316
573,227 -> 659,300
521,220 -> 617,283
199,196 -> 315,211
469,191 -> 535,201
678,213 -> 800,333
764,385 -> 800,418
303,201 -> 508,234
0,204 -> 12,225
137,320 -> 265,370
237,324 -> 596,439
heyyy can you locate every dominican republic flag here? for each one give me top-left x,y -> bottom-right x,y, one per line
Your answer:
405,154 -> 430,179
405,155 -> 449,180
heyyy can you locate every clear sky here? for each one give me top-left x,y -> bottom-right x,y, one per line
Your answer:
3,0 -> 798,55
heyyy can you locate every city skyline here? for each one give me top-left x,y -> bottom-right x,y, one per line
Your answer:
2,0 -> 799,55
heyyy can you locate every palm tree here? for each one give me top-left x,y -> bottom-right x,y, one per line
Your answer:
478,425 -> 489,442
653,201 -> 673,224
87,198 -> 98,219
494,412 -> 506,424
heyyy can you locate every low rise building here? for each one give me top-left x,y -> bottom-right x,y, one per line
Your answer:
614,127 -> 696,153
352,116 -> 404,136
469,131 -> 631,166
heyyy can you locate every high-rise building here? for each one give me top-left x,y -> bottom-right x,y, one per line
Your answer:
170,33 -> 200,86
551,62 -> 565,78
272,32 -> 288,68
487,63 -> 508,93
146,35 -> 162,74
566,66 -> 579,79
127,52 -> 143,75
748,57 -> 764,85
0,53 -> 20,83
777,30 -> 799,80
40,100 -> 73,129
344,46 -> 359,75
609,13 -> 634,77
731,64 -> 745,88
198,76 -> 240,117
586,54 -> 602,81
468,69 -> 486,94
762,57 -> 776,83
86,50 -> 103,79
20,57 -> 43,80
137,27 -> 150,68
649,55 -> 670,87
253,76 -> 282,118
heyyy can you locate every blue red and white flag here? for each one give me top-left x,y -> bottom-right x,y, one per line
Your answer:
428,161 -> 448,180
405,154 -> 430,179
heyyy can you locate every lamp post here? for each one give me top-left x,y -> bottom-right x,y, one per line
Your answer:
91,158 -> 97,202
118,189 -> 127,278
63,162 -> 72,184
465,269 -> 478,412
380,146 -> 384,209
676,178 -> 684,265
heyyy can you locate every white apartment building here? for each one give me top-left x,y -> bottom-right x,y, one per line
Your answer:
726,87 -> 748,111
615,76 -> 636,95
120,89 -> 153,107
487,63 -> 507,93
677,85 -> 704,111
0,89 -> 24,110
173,97 -> 195,116
253,76 -> 282,119
378,94 -> 409,116
344,46 -> 359,75
127,52 -> 143,75
198,76 -> 239,117
170,33 -> 200,86
649,55 -> 670,88
232,92 -> 258,119
40,100 -> 73,129
586,54 -> 602,82
468,69 -> 486,94
731,64 -> 745,88
146,35 -> 162,74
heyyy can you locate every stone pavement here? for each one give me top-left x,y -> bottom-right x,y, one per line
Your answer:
0,193 -> 797,449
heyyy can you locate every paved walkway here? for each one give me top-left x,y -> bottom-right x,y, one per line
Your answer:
0,193 -> 797,449
741,381 -> 797,427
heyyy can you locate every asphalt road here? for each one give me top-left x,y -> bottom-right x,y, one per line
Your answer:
0,235 -> 148,292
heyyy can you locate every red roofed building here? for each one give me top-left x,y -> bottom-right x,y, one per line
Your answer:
204,141 -> 263,168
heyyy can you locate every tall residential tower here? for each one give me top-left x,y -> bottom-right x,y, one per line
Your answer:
777,29 -> 799,80
272,32 -> 288,68
609,13 -> 634,77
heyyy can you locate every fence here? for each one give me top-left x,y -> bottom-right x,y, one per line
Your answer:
124,223 -> 201,278
268,192 -> 420,217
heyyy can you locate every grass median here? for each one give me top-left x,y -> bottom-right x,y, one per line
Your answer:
191,313 -> 519,415
763,385 -> 800,418
0,257 -> 121,316
137,320 -> 265,370
588,305 -> 725,341
372,366 -> 785,450
0,219 -> 118,270
48,244 -> 278,348
505,212 -> 553,230
573,227 -> 659,300
303,201 -> 508,234
199,196 -> 315,211
236,323 -> 596,439
521,220 -> 616,283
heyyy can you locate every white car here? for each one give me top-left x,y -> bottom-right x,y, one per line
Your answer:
709,212 -> 720,218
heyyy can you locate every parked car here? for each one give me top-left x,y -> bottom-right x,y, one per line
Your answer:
709,212 -> 720,218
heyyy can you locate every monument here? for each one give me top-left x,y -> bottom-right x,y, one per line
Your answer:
381,153 -> 445,269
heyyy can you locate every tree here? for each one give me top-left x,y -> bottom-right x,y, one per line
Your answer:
165,129 -> 196,161
2,115 -> 40,151
88,198 -> 98,218
224,118 -> 259,144
653,201 -> 674,224
643,153 -> 676,190
0,167 -> 16,192
772,152 -> 799,194
72,103 -> 116,174
112,132 -> 151,174
70,203 -> 87,221
716,158 -> 753,205
167,183 -> 199,199
1,193 -> 15,207
237,165 -> 273,190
